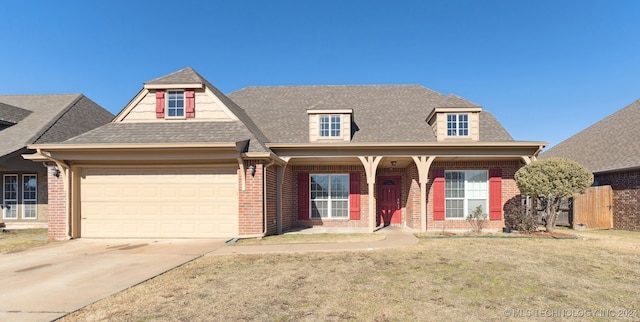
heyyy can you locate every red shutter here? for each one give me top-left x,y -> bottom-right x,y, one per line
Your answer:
185,89 -> 195,118
298,172 -> 310,220
349,172 -> 361,220
432,169 -> 445,220
489,169 -> 502,220
155,90 -> 165,118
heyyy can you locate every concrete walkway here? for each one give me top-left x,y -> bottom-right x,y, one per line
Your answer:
0,226 -> 417,322
209,225 -> 419,255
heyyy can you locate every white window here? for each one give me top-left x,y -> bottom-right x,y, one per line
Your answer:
319,115 -> 341,137
166,90 -> 185,118
22,174 -> 37,219
310,174 -> 349,219
447,114 -> 469,136
445,170 -> 487,219
3,174 -> 18,219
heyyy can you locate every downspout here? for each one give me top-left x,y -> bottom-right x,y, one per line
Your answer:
36,149 -> 72,239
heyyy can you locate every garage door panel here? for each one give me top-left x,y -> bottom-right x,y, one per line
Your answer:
80,168 -> 239,238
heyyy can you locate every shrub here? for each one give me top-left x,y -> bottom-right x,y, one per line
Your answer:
466,205 -> 487,233
504,197 -> 538,233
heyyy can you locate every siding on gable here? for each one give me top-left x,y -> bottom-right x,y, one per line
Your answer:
432,112 -> 480,141
121,90 -> 237,122
308,113 -> 351,142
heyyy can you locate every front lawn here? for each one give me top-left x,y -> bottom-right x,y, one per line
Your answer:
0,228 -> 48,253
62,229 -> 639,321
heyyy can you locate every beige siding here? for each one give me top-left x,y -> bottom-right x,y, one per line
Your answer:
80,168 -> 238,238
308,113 -> 351,142
434,112 -> 479,141
121,90 -> 237,122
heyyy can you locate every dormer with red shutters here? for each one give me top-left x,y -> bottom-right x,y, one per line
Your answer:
113,67 -> 241,123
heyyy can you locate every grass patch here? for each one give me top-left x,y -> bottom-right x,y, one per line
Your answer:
0,228 -> 48,253
61,229 -> 640,321
235,233 -> 385,245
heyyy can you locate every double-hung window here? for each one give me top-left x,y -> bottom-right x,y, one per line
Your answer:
167,90 -> 185,118
22,174 -> 37,219
447,114 -> 469,136
445,170 -> 488,219
2,175 -> 18,219
319,115 -> 341,137
310,174 -> 349,219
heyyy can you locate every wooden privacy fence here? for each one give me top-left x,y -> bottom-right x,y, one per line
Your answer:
572,185 -> 613,229
532,185 -> 613,229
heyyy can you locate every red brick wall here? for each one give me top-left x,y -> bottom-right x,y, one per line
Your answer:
238,161 -> 265,236
281,161 -> 522,232
46,163 -> 67,240
426,160 -> 521,231
287,165 -> 369,229
594,170 -> 640,231
265,165 -> 277,235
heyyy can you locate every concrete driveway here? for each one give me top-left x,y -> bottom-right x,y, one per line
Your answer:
0,238 -> 226,322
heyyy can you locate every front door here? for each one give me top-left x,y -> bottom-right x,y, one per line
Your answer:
377,176 -> 402,226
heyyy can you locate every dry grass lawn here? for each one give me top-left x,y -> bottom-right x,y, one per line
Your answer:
0,228 -> 48,253
62,229 -> 639,321
235,233 -> 385,245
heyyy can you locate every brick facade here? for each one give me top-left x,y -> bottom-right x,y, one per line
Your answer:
594,170 -> 640,231
279,160 -> 522,232
46,163 -> 67,240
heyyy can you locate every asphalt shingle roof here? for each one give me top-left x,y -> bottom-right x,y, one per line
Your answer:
541,99 -> 640,173
227,85 -> 513,143
0,94 -> 113,157
64,122 -> 257,150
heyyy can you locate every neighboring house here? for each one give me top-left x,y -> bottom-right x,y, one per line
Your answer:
28,68 -> 546,240
541,99 -> 640,231
1,94 -> 113,228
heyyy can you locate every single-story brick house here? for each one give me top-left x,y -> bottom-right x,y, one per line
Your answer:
28,68 -> 546,240
1,94 -> 113,228
541,99 -> 640,231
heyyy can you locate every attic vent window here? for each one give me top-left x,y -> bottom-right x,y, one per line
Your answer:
319,115 -> 341,137
167,90 -> 185,118
447,114 -> 469,136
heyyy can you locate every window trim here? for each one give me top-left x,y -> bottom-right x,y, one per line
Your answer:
22,174 -> 37,220
309,173 -> 350,219
3,174 -> 18,220
444,170 -> 488,220
318,114 -> 342,138
166,90 -> 186,119
446,113 -> 469,137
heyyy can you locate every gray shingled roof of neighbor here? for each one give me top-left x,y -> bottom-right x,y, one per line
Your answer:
541,99 -> 640,173
227,85 -> 514,144
0,94 -> 114,157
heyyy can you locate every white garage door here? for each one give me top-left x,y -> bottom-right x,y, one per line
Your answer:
80,168 -> 238,238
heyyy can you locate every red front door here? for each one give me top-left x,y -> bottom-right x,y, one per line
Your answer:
377,176 -> 402,226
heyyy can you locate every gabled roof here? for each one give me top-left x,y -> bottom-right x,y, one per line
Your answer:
227,85 -> 513,143
67,68 -> 270,154
0,102 -> 31,124
144,67 -> 203,85
0,94 -> 114,157
541,99 -> 640,173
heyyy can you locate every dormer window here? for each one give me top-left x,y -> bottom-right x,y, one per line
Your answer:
447,114 -> 469,136
167,90 -> 185,118
307,109 -> 352,142
319,115 -> 341,137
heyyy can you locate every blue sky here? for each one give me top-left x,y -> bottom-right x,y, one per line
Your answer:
1,0 -> 639,148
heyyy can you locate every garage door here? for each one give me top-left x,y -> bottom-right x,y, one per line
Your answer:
80,168 -> 238,238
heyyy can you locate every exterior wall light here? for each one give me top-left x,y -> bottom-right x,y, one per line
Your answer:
390,161 -> 397,167
248,165 -> 256,177
50,165 -> 60,178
